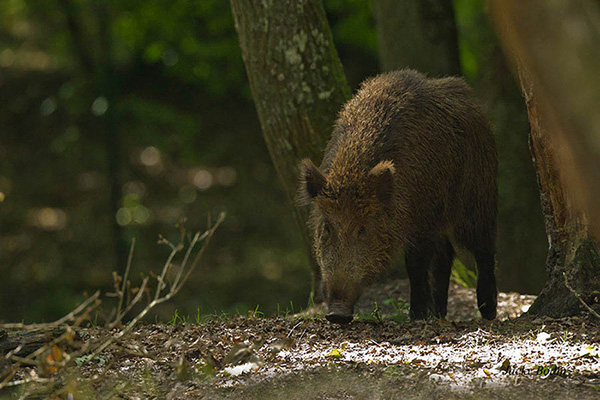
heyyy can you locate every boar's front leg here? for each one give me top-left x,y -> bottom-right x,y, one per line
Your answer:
405,240 -> 435,320
430,238 -> 454,319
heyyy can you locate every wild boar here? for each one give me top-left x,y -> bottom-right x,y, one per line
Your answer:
300,69 -> 497,323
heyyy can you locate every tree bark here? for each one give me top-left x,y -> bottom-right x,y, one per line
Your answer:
372,0 -> 461,76
230,0 -> 351,299
0,327 -> 67,357
491,0 -> 600,316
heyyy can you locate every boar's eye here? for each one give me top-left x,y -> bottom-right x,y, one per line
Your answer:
322,222 -> 331,237
357,226 -> 366,237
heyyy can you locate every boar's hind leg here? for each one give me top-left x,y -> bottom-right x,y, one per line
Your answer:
405,240 -> 436,320
455,225 -> 498,320
430,238 -> 454,319
474,248 -> 497,320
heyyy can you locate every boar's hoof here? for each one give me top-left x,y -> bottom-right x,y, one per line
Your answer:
326,313 -> 353,324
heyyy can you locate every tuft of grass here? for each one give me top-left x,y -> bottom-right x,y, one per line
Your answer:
276,302 -> 293,317
248,304 -> 264,318
371,301 -> 383,323
306,291 -> 315,309
166,309 -> 191,326
382,297 -> 410,324
357,298 -> 408,324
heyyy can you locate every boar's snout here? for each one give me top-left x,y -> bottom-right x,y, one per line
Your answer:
325,301 -> 354,324
326,312 -> 353,324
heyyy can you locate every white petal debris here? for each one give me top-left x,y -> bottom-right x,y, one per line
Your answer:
216,329 -> 600,391
536,331 -> 552,343
223,362 -> 260,377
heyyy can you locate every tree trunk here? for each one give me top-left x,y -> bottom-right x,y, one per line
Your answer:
60,0 -> 126,275
230,0 -> 351,299
491,0 -> 600,316
372,0 -> 461,76
96,1 -> 127,275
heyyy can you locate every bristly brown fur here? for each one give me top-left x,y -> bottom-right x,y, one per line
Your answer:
297,158 -> 327,207
299,69 -> 498,321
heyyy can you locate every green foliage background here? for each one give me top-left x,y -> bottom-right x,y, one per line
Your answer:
0,0 -> 545,323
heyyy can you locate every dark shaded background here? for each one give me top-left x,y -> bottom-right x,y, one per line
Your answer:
0,0 -> 546,323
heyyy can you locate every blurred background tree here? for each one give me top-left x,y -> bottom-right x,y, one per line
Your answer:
372,0 -> 461,76
492,0 -> 600,317
0,0 -> 546,323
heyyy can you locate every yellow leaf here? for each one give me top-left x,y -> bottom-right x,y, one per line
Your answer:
51,345 -> 63,362
327,348 -> 343,359
44,345 -> 63,375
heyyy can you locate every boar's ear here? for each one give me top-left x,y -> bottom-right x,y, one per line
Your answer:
299,158 -> 326,203
368,160 -> 395,203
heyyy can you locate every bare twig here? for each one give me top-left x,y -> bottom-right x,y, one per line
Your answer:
563,272 -> 600,319
0,213 -> 224,392
1,376 -> 53,388
108,277 -> 149,329
172,213 -> 224,298
153,242 -> 182,302
7,355 -> 40,367
115,238 -> 135,325
89,213 -> 224,358
287,321 -> 303,338
172,232 -> 201,290
3,344 -> 23,360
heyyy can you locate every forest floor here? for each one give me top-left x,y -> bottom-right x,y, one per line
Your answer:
2,280 -> 600,399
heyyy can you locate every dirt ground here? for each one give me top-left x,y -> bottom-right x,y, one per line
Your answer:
3,280 -> 600,399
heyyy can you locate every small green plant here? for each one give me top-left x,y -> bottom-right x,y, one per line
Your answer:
75,354 -> 106,367
382,297 -> 410,324
276,303 -> 291,317
88,311 -> 99,327
249,304 -> 264,318
306,291 -> 315,309
371,301 -> 383,323
167,309 -> 189,326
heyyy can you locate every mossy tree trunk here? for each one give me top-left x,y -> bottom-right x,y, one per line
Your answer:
372,0 -> 461,76
492,0 -> 600,316
230,0 -> 351,299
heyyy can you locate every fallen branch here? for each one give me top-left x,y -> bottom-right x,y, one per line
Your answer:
1,298 -> 101,389
0,291 -> 101,330
563,272 -> 600,319
1,376 -> 53,388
